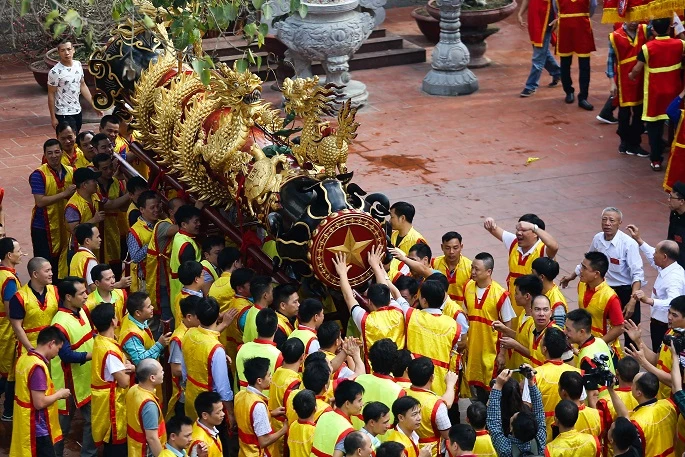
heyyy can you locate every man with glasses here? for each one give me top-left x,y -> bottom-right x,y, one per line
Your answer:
668,182 -> 685,268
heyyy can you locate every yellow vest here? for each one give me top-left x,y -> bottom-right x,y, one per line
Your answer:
285,389 -> 332,425
243,304 -> 267,344
73,150 -> 91,169
391,227 -> 426,255
535,360 -> 581,439
311,410 -> 355,457
575,405 -> 602,438
463,280 -> 509,391
441,298 -> 465,322
507,240 -> 546,314
221,295 -> 252,371
84,288 -> 127,339
61,149 -> 78,168
528,322 -> 562,367
578,281 -> 622,357
509,314 -> 534,371
209,272 -> 235,306
14,283 -> 59,357
190,420 -> 223,457
11,351 -> 63,457
201,260 -> 219,282
119,314 -> 155,356
360,307 -> 406,372
69,247 -> 97,280
235,389 -> 270,457
289,325 -> 318,353
384,427 -> 419,457
269,367 -> 301,457
599,387 -> 639,421
289,420 -> 316,457
170,231 -> 200,310
90,334 -> 128,445
147,218 -> 173,310
546,429 -> 600,457
546,284 -> 568,314
473,430 -> 497,456
51,307 -> 94,410
430,255 -> 472,304
0,267 -> 19,377
129,218 -> 154,293
354,374 -> 405,429
168,322 -> 188,420
182,326 -> 223,420
657,329 -> 675,399
631,399 -> 678,457
276,312 -> 295,338
405,308 -> 460,396
65,191 -> 101,256
236,339 -> 283,395
97,178 -> 124,264
31,164 -> 74,278
405,386 -> 445,457
125,384 -> 167,457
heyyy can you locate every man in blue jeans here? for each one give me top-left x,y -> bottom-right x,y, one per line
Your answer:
518,0 -> 561,97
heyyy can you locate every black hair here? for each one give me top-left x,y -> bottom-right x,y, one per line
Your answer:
92,152 -> 112,169
363,401 -> 390,423
652,17 -> 672,35
166,415 -> 193,439
91,263 -> 113,283
136,190 -> 159,210
218,247 -> 242,271
126,176 -> 149,194
256,307 -> 278,338
90,133 -> 110,147
395,276 -> 419,297
281,338 -> 305,364
512,410 -> 538,442
196,297 -> 220,327
58,276 -> 85,300
513,274 -> 543,298
369,339 -> 398,375
126,291 -> 150,316
531,257 -> 560,281
559,371 -> 584,400
555,399 -> 578,428
426,273 -> 449,294
474,252 -> 494,270
43,138 -> 61,153
174,204 -> 202,226
611,417 -> 640,452
334,379 -> 364,408
180,295 -> 201,318
250,275 -> 273,302
344,431 -> 367,455
202,236 -> 225,254
391,396 -> 420,425
419,280 -> 444,309
178,261 -> 203,286
367,283 -> 391,307
304,351 -> 327,367
376,442 -> 405,457
293,389 -> 317,419
75,223 -> 96,245
243,356 -> 271,385
0,237 -> 17,261
408,243 -> 431,260
501,378 -> 523,436
230,267 -> 255,290
99,114 -> 120,129
390,202 -> 416,223
670,295 -> 685,317
298,298 -> 324,323
616,356 -> 640,383
195,391 -> 222,419
441,231 -> 463,244
91,303 -> 116,333
407,356 -> 434,387
466,401 -> 487,429
518,213 -> 545,230
317,321 -> 341,349
448,424 -> 476,452
37,326 -> 65,346
566,308 -> 592,333
392,349 -> 413,378
302,361 -> 330,394
76,130 -> 94,148
584,251 -> 609,278
542,327 -> 567,359
635,372 -> 659,399
56,121 -> 74,136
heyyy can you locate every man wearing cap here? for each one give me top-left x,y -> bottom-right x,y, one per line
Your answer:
668,182 -> 685,269
65,168 -> 128,256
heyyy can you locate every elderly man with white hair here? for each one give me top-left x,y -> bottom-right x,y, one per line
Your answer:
560,207 -> 645,349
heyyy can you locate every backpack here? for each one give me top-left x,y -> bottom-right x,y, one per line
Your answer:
511,438 -> 544,457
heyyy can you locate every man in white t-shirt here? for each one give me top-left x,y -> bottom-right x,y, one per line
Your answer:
47,41 -> 101,132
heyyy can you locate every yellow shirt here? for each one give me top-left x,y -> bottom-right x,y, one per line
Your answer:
391,227 -> 426,255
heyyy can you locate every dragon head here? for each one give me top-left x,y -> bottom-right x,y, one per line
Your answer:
282,77 -> 339,118
210,62 -> 264,112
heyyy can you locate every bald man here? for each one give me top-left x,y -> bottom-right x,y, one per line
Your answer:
626,225 -> 685,351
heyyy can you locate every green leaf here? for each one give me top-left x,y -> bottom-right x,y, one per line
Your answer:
252,0 -> 264,10
142,14 -> 155,29
262,3 -> 273,19
257,31 -> 264,47
298,3 -> 308,17
226,3 -> 239,21
20,0 -> 30,16
246,48 -> 255,64
258,23 -> 269,36
256,54 -> 262,70
236,58 -> 249,72
244,22 -> 257,37
63,9 -> 80,26
53,23 -> 67,39
112,8 -> 121,20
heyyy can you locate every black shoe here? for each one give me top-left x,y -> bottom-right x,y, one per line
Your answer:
548,77 -> 561,88
520,88 -> 536,97
578,99 -> 594,111
565,92 -> 575,104
618,143 -> 628,154
596,114 -> 618,124
630,146 -> 649,157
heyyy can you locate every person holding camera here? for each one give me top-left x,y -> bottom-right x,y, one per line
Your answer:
608,371 -> 678,457
486,366 -> 546,457
625,225 -> 685,351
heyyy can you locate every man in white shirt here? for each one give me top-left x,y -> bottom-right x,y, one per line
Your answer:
560,207 -> 645,349
47,41 -> 100,132
626,224 -> 685,351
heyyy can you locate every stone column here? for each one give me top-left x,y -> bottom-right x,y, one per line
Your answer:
422,0 -> 478,96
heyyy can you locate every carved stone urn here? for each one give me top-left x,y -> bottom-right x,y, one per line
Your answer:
274,0 -> 375,107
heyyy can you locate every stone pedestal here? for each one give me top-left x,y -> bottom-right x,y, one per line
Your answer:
422,0 -> 478,96
461,25 -> 498,68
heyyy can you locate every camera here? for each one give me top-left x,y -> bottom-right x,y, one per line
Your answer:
582,354 -> 615,389
663,333 -> 685,354
511,364 -> 535,380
